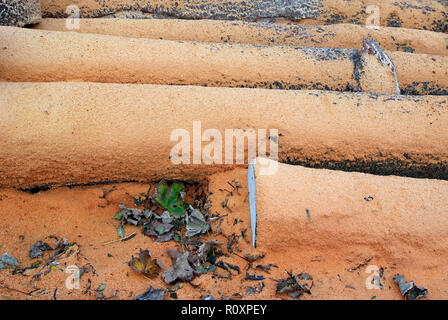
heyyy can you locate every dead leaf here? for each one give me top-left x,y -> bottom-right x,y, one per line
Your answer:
166,248 -> 183,263
142,221 -> 175,242
115,204 -> 153,226
29,241 -> 52,259
191,240 -> 223,265
245,272 -> 264,281
245,253 -> 265,263
254,264 -> 278,273
276,272 -> 312,299
1,253 -> 19,267
185,206 -> 210,237
246,282 -> 264,295
134,286 -> 166,300
128,249 -> 162,278
215,260 -> 241,276
393,274 -> 428,300
162,252 -> 194,284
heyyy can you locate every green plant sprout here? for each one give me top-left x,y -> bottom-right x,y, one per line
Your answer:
153,180 -> 186,216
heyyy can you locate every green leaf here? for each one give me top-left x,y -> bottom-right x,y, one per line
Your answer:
153,181 -> 185,216
155,225 -> 165,235
113,210 -> 125,220
173,233 -> 181,242
117,225 -> 125,238
166,183 -> 184,207
155,180 -> 169,207
31,260 -> 42,267
97,283 -> 106,292
169,205 -> 185,216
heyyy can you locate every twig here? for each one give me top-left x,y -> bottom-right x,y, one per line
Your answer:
102,232 -> 136,246
231,252 -> 249,262
348,256 -> 373,272
100,186 -> 116,198
0,282 -> 33,296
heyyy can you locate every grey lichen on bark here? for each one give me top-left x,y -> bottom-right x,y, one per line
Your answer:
0,0 -> 41,27
354,38 -> 400,95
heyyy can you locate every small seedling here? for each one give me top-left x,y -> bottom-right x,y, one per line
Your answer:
153,180 -> 186,216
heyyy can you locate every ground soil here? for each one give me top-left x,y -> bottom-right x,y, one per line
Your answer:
1,167 -> 445,300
